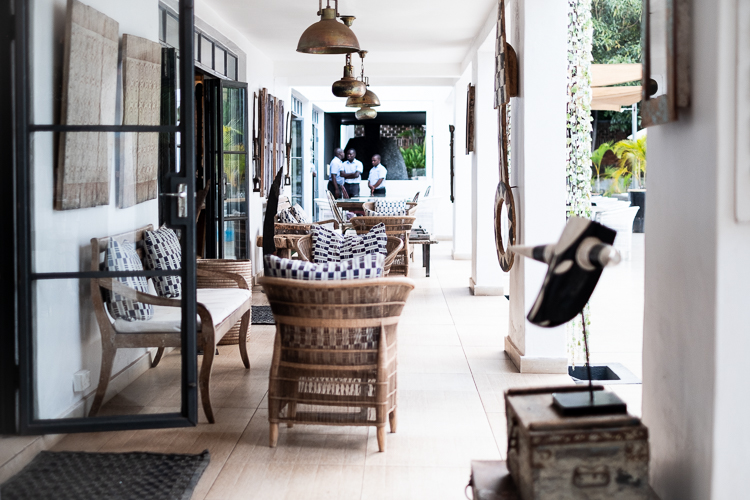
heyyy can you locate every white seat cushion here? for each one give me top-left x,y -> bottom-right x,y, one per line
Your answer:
112,288 -> 251,333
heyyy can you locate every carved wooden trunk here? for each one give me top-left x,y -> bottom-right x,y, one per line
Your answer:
505,386 -> 649,500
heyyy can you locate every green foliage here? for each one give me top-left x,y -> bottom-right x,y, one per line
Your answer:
612,135 -> 646,187
591,141 -> 612,177
400,143 -> 426,175
591,0 -> 642,64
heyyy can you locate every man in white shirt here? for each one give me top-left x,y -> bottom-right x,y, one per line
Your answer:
368,154 -> 387,197
327,148 -> 346,199
340,149 -> 364,198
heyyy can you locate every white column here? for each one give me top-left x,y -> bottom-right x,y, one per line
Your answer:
452,67 -> 473,260
504,0 -> 568,373
469,35 -> 504,296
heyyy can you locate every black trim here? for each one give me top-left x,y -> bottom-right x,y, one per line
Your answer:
13,0 -> 198,435
0,0 -> 17,433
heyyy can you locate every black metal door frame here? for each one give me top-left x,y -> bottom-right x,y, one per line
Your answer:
7,0 -> 199,435
205,79 -> 249,260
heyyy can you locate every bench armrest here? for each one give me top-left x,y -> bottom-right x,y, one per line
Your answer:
197,268 -> 250,290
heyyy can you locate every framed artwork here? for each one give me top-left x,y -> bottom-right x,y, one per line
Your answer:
55,0 -> 118,210
119,34 -> 162,208
466,84 -> 475,154
494,0 -> 509,109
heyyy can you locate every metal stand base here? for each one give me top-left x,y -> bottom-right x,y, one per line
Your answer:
552,390 -> 627,416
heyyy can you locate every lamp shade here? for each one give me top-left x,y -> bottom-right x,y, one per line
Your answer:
355,107 -> 377,120
297,8 -> 360,54
332,54 -> 366,98
346,88 -> 381,108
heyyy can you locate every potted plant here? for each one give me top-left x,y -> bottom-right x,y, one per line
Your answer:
612,135 -> 647,232
400,142 -> 426,180
590,141 -> 612,194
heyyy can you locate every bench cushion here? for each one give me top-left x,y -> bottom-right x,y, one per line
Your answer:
106,239 -> 153,321
112,288 -> 251,333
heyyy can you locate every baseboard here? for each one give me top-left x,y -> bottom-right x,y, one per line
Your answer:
0,348 -> 163,484
504,336 -> 568,374
469,277 -> 504,296
452,250 -> 471,260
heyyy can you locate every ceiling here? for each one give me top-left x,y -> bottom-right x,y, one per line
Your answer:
204,0 -> 497,85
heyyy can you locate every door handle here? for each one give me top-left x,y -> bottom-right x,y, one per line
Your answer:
162,183 -> 188,218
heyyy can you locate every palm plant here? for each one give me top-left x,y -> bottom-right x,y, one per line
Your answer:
400,143 -> 426,177
591,141 -> 612,193
612,135 -> 646,189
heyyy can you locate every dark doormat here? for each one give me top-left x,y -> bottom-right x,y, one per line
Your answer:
252,305 -> 275,325
0,449 -> 210,500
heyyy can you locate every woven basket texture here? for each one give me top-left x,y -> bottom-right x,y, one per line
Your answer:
197,259 -> 252,345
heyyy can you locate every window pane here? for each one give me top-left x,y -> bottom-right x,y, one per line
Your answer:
166,14 -> 179,48
201,36 -> 213,66
214,46 -> 226,75
194,31 -> 199,61
223,154 -> 247,217
223,220 -> 247,259
227,54 -> 237,80
222,87 -> 246,152
159,9 -> 166,42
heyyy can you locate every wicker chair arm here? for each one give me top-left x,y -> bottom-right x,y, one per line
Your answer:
296,234 -> 313,262
196,267 -> 249,290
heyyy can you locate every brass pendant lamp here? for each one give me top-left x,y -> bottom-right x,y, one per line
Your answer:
297,0 -> 360,54
332,53 -> 367,98
346,51 -> 381,110
356,107 -> 377,120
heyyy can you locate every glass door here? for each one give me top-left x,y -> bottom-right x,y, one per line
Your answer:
290,117 -> 304,208
205,80 -> 249,259
12,0 -> 199,434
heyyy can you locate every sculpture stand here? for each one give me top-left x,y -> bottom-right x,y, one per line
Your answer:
552,311 -> 627,416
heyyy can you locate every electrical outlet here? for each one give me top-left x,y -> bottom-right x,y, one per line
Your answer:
73,370 -> 90,393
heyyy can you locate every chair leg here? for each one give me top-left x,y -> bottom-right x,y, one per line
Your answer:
151,347 -> 165,368
238,311 -> 251,369
89,345 -> 116,417
269,423 -> 279,447
199,339 -> 216,424
377,426 -> 387,452
389,408 -> 397,433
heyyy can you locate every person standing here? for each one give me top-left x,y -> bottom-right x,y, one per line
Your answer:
327,148 -> 346,199
368,154 -> 387,197
340,148 -> 364,198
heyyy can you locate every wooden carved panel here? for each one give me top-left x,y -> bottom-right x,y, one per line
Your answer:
119,34 -> 162,208
55,0 -> 118,210
258,89 -> 285,197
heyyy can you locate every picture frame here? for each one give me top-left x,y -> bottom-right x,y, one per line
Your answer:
466,84 -> 475,154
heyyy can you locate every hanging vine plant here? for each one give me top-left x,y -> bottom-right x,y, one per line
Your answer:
566,0 -> 594,365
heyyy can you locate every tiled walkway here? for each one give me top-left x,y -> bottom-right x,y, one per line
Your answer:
46,240 -> 642,499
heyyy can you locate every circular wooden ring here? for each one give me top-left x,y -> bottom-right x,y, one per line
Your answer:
494,181 -> 517,272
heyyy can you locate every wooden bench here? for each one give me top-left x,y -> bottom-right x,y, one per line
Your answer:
89,225 -> 251,423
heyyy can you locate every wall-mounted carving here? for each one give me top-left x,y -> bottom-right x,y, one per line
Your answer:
55,0 -> 118,210
256,88 -> 285,197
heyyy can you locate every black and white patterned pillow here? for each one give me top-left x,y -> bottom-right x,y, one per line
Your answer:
144,226 -> 182,298
291,204 -> 310,223
265,253 -> 384,280
311,223 -> 387,263
106,239 -> 153,322
364,208 -> 408,217
374,200 -> 408,215
277,208 -> 299,224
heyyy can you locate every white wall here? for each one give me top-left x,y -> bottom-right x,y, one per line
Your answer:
452,66 -> 473,259
32,0 -> 161,419
642,0 -> 750,498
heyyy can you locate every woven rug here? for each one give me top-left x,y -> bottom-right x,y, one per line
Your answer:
252,305 -> 275,325
0,450 -> 210,500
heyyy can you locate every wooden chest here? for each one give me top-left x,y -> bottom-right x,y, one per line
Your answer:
504,386 -> 649,500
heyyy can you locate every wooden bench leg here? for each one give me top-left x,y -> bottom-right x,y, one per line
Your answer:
238,311 -> 250,369
89,343 -> 116,417
269,423 -> 279,447
377,426 -> 387,452
151,347 -> 165,368
389,408 -> 397,433
199,337 -> 216,424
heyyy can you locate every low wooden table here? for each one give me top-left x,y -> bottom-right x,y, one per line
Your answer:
411,238 -> 438,277
273,234 -> 305,259
469,461 -> 661,500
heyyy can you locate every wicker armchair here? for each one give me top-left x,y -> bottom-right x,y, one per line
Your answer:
361,202 -> 418,216
350,216 -> 417,276
295,234 -> 404,276
260,276 -> 416,452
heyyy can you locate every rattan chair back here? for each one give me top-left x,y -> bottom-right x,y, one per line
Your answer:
295,234 -> 404,275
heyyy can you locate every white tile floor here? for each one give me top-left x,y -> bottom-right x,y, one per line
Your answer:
15,237 -> 644,499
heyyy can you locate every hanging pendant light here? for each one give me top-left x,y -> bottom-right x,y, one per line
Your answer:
356,107 -> 377,120
297,0 -> 360,54
332,53 -> 367,98
346,51 -> 381,110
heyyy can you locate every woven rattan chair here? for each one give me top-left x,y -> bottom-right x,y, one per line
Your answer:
295,234 -> 404,275
89,225 -> 251,423
260,276 -> 416,452
361,202 -> 418,216
326,190 -> 353,230
350,216 -> 416,276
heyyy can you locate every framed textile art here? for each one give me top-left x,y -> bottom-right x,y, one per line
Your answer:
256,88 -> 286,197
466,84 -> 475,155
55,0 -> 118,210
119,34 -> 162,208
